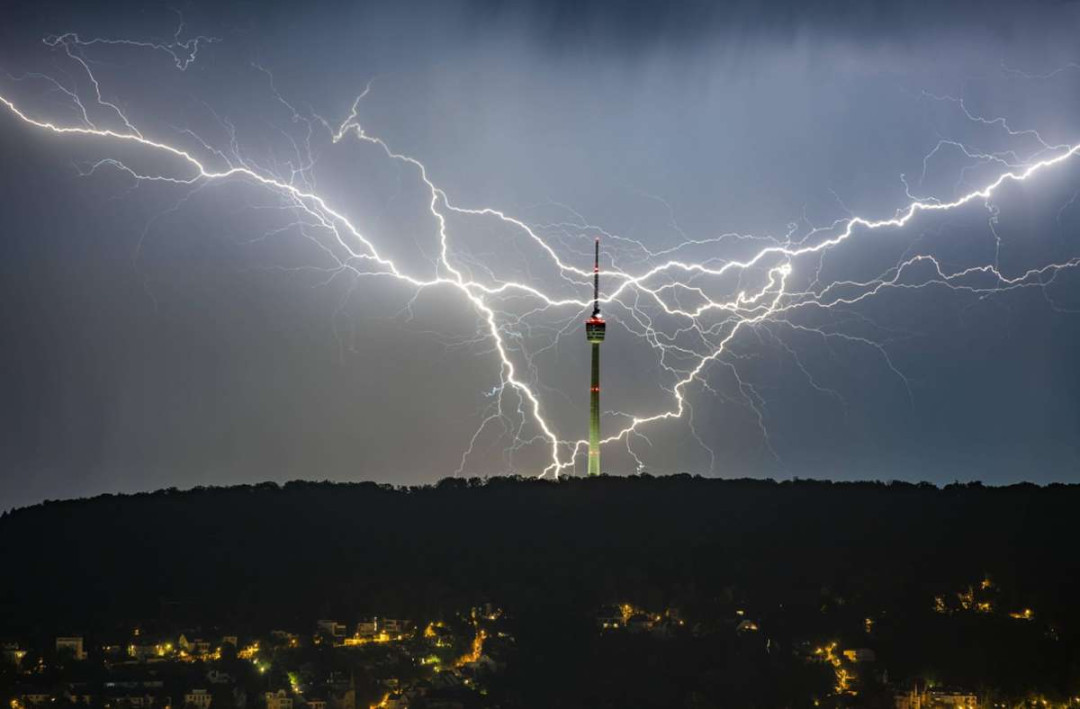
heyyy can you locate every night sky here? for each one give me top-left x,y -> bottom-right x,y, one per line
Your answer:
3,0 -> 1080,510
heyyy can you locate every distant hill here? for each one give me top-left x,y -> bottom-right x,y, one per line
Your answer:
1,476 -> 1078,640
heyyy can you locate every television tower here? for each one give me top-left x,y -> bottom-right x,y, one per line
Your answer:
585,237 -> 606,476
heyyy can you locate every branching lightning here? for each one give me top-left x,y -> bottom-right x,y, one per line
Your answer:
3,26 -> 1080,478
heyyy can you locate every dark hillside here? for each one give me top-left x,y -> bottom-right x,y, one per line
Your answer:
2,476 -> 1076,639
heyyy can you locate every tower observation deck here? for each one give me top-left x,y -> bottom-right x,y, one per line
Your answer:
585,237 -> 605,476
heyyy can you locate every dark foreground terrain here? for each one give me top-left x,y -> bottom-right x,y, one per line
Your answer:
2,476 -> 1079,708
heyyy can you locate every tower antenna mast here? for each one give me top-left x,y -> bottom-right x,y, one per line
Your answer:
593,237 -> 600,316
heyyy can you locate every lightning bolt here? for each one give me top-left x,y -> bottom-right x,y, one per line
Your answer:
2,30 -> 1079,479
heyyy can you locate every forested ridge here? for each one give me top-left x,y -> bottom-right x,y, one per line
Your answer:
2,476 -> 1075,633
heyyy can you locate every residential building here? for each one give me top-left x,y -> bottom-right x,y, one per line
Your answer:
380,619 -> 408,636
736,619 -> 760,633
107,694 -> 170,709
128,643 -> 166,662
179,636 -> 212,655
266,690 -> 293,709
316,621 -> 346,639
895,686 -> 977,709
56,637 -> 87,661
269,631 -> 299,648
2,643 -> 27,668
843,648 -> 877,663
596,607 -> 623,630
22,693 -> 53,706
184,690 -> 212,709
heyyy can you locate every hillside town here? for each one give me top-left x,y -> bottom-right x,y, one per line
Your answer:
1,605 -> 510,709
4,583 -> 1065,709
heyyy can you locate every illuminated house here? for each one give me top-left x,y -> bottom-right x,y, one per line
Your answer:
843,648 -> 876,663
20,692 -> 53,706
596,606 -> 623,630
326,676 -> 355,709
183,690 -> 212,709
2,643 -> 27,668
178,635 -> 211,655
380,619 -> 409,635
355,620 -> 378,639
104,694 -> 163,709
736,619 -> 760,633
128,642 -> 168,662
100,681 -> 170,709
265,690 -> 293,709
316,620 -> 347,640
55,637 -> 86,661
895,685 -> 977,709
270,631 -> 299,646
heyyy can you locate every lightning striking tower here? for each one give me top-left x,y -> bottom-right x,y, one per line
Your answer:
585,237 -> 606,476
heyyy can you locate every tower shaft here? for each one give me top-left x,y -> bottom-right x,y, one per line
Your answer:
585,237 -> 605,476
589,341 -> 601,476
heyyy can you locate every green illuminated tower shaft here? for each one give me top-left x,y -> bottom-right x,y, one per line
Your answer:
585,238 -> 606,476
589,340 -> 600,475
